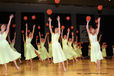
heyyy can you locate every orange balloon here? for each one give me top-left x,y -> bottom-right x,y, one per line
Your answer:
47,32 -> 50,35
27,30 -> 30,33
98,5 -> 103,11
51,25 -> 54,29
21,30 -> 24,33
76,31 -> 79,33
37,26 -> 40,29
55,0 -> 60,4
95,19 -> 98,23
71,26 -> 74,30
66,16 -> 70,21
46,23 -> 49,27
47,9 -> 52,15
24,16 -> 28,21
61,25 -> 65,30
32,15 -> 36,20
36,36 -> 38,39
86,16 -> 91,21
12,24 -> 16,28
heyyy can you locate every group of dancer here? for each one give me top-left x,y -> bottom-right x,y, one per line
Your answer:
0,14 -> 112,72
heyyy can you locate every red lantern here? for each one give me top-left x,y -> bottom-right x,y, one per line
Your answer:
47,9 -> 52,15
98,5 -> 103,11
32,15 -> 36,20
36,36 -> 38,39
66,16 -> 70,21
76,31 -> 79,33
51,25 -> 54,29
71,26 -> 74,30
86,16 -> 91,21
61,25 -> 65,30
12,24 -> 16,28
55,0 -> 60,4
24,16 -> 28,21
21,30 -> 24,33
95,19 -> 98,23
37,26 -> 40,29
27,30 -> 30,33
46,23 -> 49,27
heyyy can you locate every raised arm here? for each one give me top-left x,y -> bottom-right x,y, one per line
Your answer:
8,33 -> 11,43
61,29 -> 64,39
67,28 -> 70,41
48,17 -> 53,34
31,25 -> 36,39
57,16 -> 61,34
25,23 -> 28,38
86,20 -> 90,35
72,32 -> 74,42
44,33 -> 48,42
6,14 -> 14,34
39,32 -> 41,42
96,17 -> 101,35
98,34 -> 102,42
13,32 -> 16,44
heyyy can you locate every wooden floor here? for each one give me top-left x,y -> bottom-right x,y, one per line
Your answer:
0,59 -> 114,76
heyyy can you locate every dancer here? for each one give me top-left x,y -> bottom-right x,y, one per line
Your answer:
25,24 -> 40,64
39,32 -> 49,62
68,32 -> 78,62
47,34 -> 53,62
48,16 -> 66,71
86,17 -> 103,71
61,28 -> 74,65
8,32 -> 22,63
102,42 -> 107,58
0,14 -> 21,72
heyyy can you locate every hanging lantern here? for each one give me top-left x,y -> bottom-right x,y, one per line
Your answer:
98,5 -> 103,11
47,9 -> 52,15
32,15 -> 36,20
71,26 -> 74,30
66,16 -> 70,21
24,16 -> 28,21
86,16 -> 91,21
37,26 -> 40,30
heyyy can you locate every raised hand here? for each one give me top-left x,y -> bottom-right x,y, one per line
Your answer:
48,17 -> 52,22
33,25 -> 36,28
98,17 -> 101,22
57,16 -> 60,21
67,28 -> 70,32
10,14 -> 14,19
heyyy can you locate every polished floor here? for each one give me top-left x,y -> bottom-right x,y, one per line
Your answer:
0,59 -> 114,76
